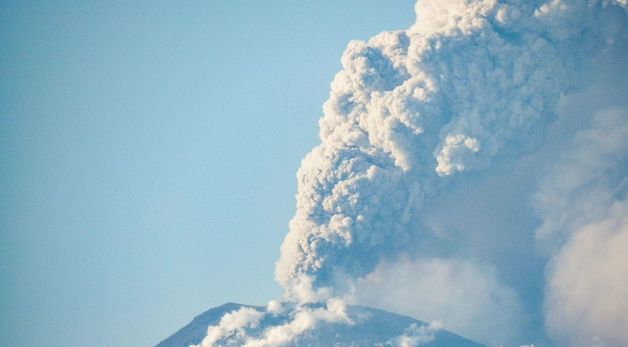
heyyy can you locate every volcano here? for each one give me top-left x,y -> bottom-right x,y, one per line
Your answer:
156,303 -> 485,347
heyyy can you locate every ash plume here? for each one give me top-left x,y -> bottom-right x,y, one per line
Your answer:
275,0 -> 627,298
196,1 -> 628,346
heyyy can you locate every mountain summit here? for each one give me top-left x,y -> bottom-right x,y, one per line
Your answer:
156,303 -> 485,347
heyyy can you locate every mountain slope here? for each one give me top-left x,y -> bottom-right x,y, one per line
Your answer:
156,303 -> 485,347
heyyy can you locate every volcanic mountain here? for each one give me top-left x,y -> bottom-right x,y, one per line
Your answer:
156,303 -> 485,347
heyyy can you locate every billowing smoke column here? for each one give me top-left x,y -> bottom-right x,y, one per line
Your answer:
275,0 -> 627,299
195,1 -> 628,346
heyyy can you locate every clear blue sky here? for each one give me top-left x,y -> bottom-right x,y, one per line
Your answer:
0,1 -> 414,346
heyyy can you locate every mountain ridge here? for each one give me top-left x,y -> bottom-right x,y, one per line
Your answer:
156,303 -> 486,347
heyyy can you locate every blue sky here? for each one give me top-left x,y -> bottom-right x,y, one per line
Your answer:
0,1 -> 415,346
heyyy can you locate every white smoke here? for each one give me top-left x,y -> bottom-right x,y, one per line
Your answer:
198,1 -> 628,346
534,109 -> 628,252
352,257 -> 526,345
192,299 -> 351,347
196,307 -> 264,347
244,298 -> 351,347
276,0 -> 626,298
536,109 -> 628,347
392,320 -> 442,347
